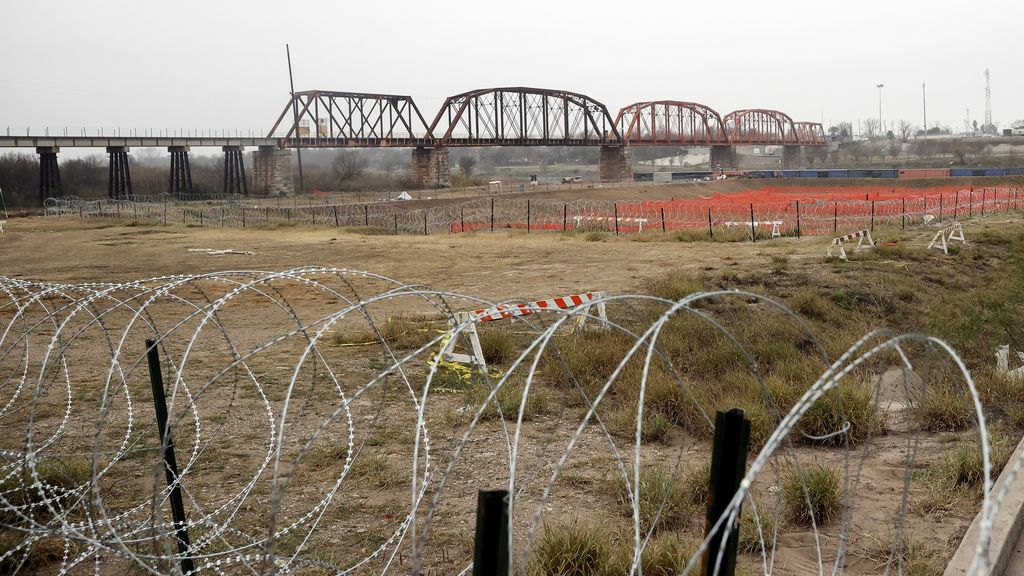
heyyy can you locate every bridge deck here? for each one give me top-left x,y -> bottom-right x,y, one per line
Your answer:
0,136 -> 281,148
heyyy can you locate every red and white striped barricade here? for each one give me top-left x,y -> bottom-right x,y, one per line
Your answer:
827,229 -> 874,260
928,222 -> 966,255
441,291 -> 608,368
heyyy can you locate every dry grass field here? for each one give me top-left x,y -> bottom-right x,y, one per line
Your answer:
2,210 -> 1023,575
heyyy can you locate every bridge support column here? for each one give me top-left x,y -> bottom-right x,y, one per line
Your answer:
599,146 -> 633,183
252,146 -> 292,196
223,146 -> 248,195
168,146 -> 192,195
411,147 -> 451,189
107,146 -> 132,198
782,146 -> 803,170
37,146 -> 61,203
710,145 -> 737,170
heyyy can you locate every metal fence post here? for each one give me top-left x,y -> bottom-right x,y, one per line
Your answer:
145,339 -> 196,576
749,203 -> 756,242
472,489 -> 509,576
461,206 -> 465,233
833,203 -> 838,234
661,207 -> 667,234
870,201 -> 875,233
394,213 -> 398,235
423,211 -> 428,235
707,207 -> 713,239
563,203 -> 567,231
613,202 -> 619,235
527,199 -> 531,233
901,198 -> 905,230
334,205 -> 339,227
490,198 -> 495,232
364,204 -> 369,226
795,201 -> 801,238
702,408 -> 750,576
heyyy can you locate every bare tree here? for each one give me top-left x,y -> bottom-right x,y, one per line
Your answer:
886,139 -> 902,160
332,150 -> 366,185
897,120 -> 917,143
457,155 -> 478,176
862,118 -> 880,140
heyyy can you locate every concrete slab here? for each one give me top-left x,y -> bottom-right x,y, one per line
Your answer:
944,434 -> 1024,576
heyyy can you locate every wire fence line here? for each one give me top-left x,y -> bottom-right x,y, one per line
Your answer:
44,186 -> 1024,240
0,268 -> 1012,575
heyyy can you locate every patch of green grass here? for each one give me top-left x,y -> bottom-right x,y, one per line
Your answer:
789,288 -> 841,324
640,535 -> 697,576
681,463 -> 710,507
770,255 -> 789,274
612,467 -> 693,534
0,533 -> 66,575
478,327 -> 520,366
606,407 -> 674,443
339,226 -> 394,236
738,501 -> 780,554
917,385 -> 975,432
798,383 -> 882,446
644,272 -> 705,302
528,522 -> 623,576
466,381 -> 548,421
331,314 -> 435,349
782,464 -> 843,526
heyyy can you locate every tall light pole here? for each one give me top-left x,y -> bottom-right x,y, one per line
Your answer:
876,83 -> 884,138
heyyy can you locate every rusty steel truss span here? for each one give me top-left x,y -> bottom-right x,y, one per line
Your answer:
429,87 -> 621,146
614,101 -> 728,146
723,109 -> 799,145
262,89 -> 826,148
794,121 -> 827,145
268,90 -> 435,147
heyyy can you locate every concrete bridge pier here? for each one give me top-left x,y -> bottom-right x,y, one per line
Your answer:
223,146 -> 248,195
36,146 -> 61,202
106,146 -> 132,198
782,145 -> 803,169
252,146 -> 292,196
599,145 -> 633,182
168,146 -> 192,195
710,145 -> 737,170
411,147 -> 451,189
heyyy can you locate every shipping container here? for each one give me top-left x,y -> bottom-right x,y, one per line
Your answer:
898,168 -> 950,179
634,173 -> 654,182
826,170 -> 849,178
670,171 -> 712,180
949,168 -> 973,177
1005,167 -> 1024,176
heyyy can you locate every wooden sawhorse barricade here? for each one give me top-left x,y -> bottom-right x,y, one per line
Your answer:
928,222 -> 966,254
827,229 -> 874,260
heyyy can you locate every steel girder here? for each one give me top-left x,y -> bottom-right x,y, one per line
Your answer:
428,87 -> 621,146
268,90 -> 434,147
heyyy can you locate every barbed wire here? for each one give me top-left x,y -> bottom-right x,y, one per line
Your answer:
0,268 -> 1010,574
43,186 -> 1024,240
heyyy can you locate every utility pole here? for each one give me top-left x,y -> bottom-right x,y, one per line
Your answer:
287,44 -> 304,193
922,82 -> 927,133
876,84 -> 884,137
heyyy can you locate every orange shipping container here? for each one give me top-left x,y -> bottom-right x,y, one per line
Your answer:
898,168 -> 950,179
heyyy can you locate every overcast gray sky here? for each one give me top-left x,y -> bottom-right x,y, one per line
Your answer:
3,0 -> 1022,137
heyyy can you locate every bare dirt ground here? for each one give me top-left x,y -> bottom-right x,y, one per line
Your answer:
3,214 -> 1019,575
0,217 -> 801,300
